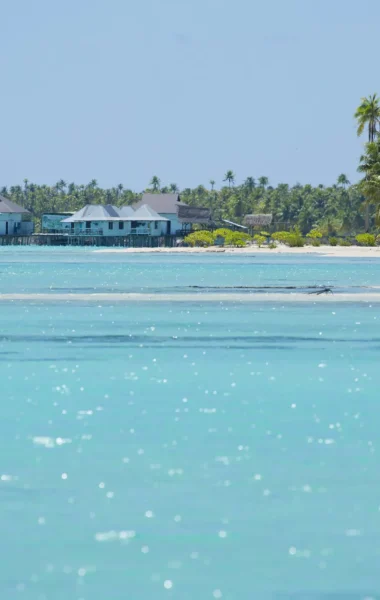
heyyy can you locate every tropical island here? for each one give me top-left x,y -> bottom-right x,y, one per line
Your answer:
1,94 -> 380,251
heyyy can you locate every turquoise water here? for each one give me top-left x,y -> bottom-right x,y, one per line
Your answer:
1,249 -> 380,600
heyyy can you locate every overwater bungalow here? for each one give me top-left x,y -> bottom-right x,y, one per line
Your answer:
0,196 -> 34,235
61,203 -> 167,237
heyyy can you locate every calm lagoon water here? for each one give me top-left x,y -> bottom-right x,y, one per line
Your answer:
1,248 -> 380,600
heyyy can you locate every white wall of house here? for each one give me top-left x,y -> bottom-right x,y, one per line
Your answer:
157,213 -> 182,235
69,221 -> 131,236
69,220 -> 164,236
0,213 -> 34,235
129,221 -> 163,236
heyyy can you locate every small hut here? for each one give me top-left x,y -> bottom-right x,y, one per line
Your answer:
244,214 -> 273,232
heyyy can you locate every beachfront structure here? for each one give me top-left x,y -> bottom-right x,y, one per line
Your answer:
42,212 -> 74,232
61,203 -> 167,237
244,214 -> 273,227
61,204 -> 132,236
134,194 -> 183,235
133,193 -> 211,235
0,196 -> 34,235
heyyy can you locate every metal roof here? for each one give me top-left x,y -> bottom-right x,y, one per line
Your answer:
222,219 -> 248,230
118,205 -> 135,217
62,204 -> 125,223
124,204 -> 168,221
135,194 -> 187,214
0,195 -> 30,214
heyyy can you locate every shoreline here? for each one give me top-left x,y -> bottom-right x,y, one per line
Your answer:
1,292 -> 380,302
93,245 -> 380,258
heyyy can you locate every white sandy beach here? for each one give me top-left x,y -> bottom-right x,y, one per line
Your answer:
1,292 -> 379,302
93,245 -> 380,258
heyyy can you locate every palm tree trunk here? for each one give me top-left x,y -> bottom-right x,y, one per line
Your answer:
365,203 -> 370,232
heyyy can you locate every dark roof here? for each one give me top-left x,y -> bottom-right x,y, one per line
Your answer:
135,193 -> 187,214
0,195 -> 30,214
177,204 -> 211,224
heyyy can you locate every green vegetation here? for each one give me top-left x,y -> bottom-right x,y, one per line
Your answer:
183,231 -> 214,247
0,174 -> 368,235
253,234 -> 266,247
184,230 -> 250,248
355,233 -> 376,246
329,237 -> 338,246
0,94 -> 378,241
306,229 -> 322,246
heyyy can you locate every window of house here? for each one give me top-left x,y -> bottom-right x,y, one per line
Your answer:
154,221 -> 158,229
86,221 -> 91,229
108,222 -> 113,230
119,221 -> 124,230
131,221 -> 138,228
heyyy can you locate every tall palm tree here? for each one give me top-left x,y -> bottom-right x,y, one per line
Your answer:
244,177 -> 256,191
169,183 -> 179,193
209,180 -> 215,191
355,95 -> 380,229
354,94 -> 380,142
358,139 -> 380,226
150,176 -> 161,192
337,174 -> 350,188
223,170 -> 235,187
258,176 -> 269,188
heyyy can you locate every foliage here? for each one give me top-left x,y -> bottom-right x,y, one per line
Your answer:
213,228 -> 233,239
355,233 -> 376,246
260,231 -> 270,236
226,231 -> 251,247
253,234 -> 266,247
271,231 -> 291,242
0,170 -> 370,236
329,237 -> 338,246
310,239 -> 321,246
354,94 -> 380,142
338,239 -> 352,246
184,231 -> 214,247
213,229 -> 250,247
306,229 -> 322,239
268,242 -> 277,249
286,232 -> 305,247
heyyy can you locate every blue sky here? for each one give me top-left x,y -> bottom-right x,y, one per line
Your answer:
1,0 -> 379,190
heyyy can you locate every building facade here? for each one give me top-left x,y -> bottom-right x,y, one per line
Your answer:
61,204 -> 167,237
0,196 -> 34,235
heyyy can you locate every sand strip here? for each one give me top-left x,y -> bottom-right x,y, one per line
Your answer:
0,293 -> 379,302
93,245 -> 380,258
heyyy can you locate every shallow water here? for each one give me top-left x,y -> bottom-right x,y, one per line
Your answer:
1,249 -> 380,600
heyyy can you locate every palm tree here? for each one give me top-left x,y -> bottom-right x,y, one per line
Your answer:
223,170 -> 235,187
209,180 -> 215,191
354,94 -> 380,142
358,139 -> 380,227
244,177 -> 256,191
258,176 -> 269,188
169,183 -> 179,193
337,174 -> 350,188
150,176 -> 161,192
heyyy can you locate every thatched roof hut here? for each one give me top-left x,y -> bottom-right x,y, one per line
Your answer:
244,214 -> 273,227
177,205 -> 211,224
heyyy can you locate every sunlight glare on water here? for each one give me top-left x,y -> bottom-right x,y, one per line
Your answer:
0,248 -> 380,600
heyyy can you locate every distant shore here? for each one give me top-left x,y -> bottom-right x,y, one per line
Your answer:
94,245 -> 380,258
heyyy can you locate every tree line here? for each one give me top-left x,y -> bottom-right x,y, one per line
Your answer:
1,93 -> 379,235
